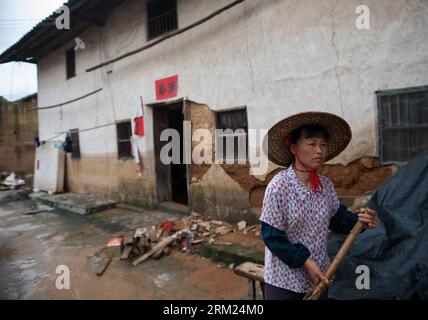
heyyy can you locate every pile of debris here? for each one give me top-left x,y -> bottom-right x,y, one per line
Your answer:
96,212 -> 260,276
0,172 -> 26,190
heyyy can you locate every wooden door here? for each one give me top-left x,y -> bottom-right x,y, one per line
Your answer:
153,107 -> 171,202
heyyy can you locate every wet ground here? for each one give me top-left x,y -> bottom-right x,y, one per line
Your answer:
0,190 -> 250,300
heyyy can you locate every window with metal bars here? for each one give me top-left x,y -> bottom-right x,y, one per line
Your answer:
215,108 -> 248,164
116,120 -> 133,159
377,85 -> 428,163
66,47 -> 75,79
147,0 -> 178,40
69,129 -> 81,159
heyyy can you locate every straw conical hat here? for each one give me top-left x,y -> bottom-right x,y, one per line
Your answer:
265,111 -> 352,167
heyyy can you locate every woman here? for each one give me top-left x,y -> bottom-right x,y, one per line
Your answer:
260,112 -> 377,300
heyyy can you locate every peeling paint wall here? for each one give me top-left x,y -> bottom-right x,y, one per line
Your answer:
0,96 -> 38,174
35,0 -> 428,219
186,100 -> 396,221
190,164 -> 259,224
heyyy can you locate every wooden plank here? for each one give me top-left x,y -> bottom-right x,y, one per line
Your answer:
120,245 -> 133,260
96,258 -> 112,276
23,209 -> 48,215
133,232 -> 180,266
234,262 -> 264,283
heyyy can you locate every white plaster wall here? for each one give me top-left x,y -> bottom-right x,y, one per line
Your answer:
37,0 -> 428,168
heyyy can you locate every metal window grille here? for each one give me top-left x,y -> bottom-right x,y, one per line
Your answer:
147,0 -> 178,40
377,86 -> 428,163
70,129 -> 81,159
215,108 -> 248,163
66,47 -> 75,79
116,120 -> 132,159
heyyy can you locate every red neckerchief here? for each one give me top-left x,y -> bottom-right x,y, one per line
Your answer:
285,135 -> 323,192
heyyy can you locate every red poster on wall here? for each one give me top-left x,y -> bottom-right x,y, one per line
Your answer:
155,75 -> 178,100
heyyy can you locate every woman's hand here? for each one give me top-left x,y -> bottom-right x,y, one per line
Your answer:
358,207 -> 378,229
303,259 -> 329,285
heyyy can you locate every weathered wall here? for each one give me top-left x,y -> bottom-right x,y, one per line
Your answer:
35,0 -> 428,218
0,95 -> 38,175
65,151 -> 157,208
187,100 -> 396,221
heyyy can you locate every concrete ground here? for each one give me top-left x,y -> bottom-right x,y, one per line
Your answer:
0,190 -> 255,300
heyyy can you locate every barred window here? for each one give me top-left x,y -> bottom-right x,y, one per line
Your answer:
147,0 -> 178,40
377,86 -> 428,163
69,129 -> 81,159
116,120 -> 132,159
215,108 -> 248,164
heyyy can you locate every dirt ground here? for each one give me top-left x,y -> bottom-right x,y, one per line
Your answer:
0,190 -> 259,300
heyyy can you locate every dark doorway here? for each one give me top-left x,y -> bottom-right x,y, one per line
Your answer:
153,102 -> 188,205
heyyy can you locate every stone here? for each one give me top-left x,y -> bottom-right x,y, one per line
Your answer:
237,220 -> 247,231
198,222 -> 211,231
190,211 -> 201,218
215,226 -> 232,235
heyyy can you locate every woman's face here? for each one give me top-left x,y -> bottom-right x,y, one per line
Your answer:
291,136 -> 328,170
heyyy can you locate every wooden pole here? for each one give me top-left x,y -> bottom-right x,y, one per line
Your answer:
133,230 -> 184,266
86,0 -> 246,72
303,221 -> 366,300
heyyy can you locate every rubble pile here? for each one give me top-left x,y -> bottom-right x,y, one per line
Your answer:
96,212 -> 261,276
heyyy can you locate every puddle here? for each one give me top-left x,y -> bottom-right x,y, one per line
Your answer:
8,259 -> 37,269
6,223 -> 43,232
87,254 -> 103,268
15,269 -> 49,300
0,209 -> 15,218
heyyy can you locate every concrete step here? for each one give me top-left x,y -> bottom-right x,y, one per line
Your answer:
31,192 -> 117,215
158,201 -> 189,215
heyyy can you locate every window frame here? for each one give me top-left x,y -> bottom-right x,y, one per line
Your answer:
116,120 -> 133,160
376,85 -> 428,164
215,107 -> 249,164
146,0 -> 178,40
69,129 -> 81,159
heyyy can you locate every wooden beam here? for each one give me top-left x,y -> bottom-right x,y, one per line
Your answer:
31,88 -> 103,111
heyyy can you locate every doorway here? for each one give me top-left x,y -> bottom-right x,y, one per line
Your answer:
152,101 -> 188,205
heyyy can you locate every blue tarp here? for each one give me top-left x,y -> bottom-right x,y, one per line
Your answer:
328,151 -> 428,300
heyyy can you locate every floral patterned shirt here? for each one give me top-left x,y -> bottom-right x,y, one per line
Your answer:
260,165 -> 341,293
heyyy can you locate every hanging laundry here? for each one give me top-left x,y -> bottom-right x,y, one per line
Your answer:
63,133 -> 73,153
131,136 -> 143,176
134,96 -> 145,137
